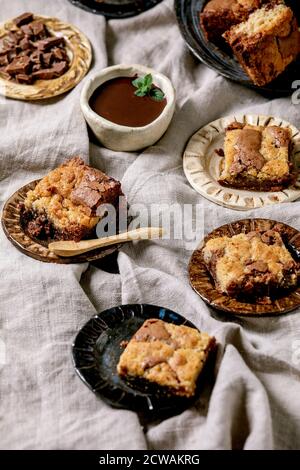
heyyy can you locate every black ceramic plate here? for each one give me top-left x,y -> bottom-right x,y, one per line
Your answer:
175,0 -> 300,96
72,304 -> 213,415
68,0 -> 164,19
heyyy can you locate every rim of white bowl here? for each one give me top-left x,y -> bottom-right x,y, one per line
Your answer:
80,64 -> 176,133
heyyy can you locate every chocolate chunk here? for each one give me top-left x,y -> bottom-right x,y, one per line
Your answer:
16,73 -> 33,84
0,55 -> 9,67
266,126 -> 290,148
230,129 -> 265,174
215,148 -> 224,157
14,12 -> 34,28
31,21 -> 47,39
32,60 -> 68,80
32,63 -> 42,73
30,50 -> 42,63
42,52 -> 53,67
36,36 -> 65,51
5,55 -> 31,75
142,357 -> 165,370
134,319 -> 170,342
7,32 -> 20,46
20,24 -> 33,37
226,122 -> 245,131
52,47 -> 67,61
261,230 -> 282,246
19,37 -> 32,51
245,261 -> 269,273
71,186 -> 103,209
7,49 -> 17,61
18,49 -> 32,57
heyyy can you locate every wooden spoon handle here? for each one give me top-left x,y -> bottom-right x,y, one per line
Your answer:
48,227 -> 164,257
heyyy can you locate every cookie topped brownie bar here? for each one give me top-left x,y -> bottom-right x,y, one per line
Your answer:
117,319 -> 216,398
200,0 -> 263,43
223,2 -> 299,86
21,157 -> 123,241
218,121 -> 296,191
202,227 -> 299,300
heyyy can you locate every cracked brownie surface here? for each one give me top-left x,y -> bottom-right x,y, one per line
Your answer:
21,157 -> 123,241
223,3 -> 300,86
203,228 -> 299,299
218,121 -> 295,191
117,319 -> 216,397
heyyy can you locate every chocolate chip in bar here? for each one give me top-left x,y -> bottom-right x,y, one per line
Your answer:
13,12 -> 34,28
37,36 -> 65,52
5,55 -> 31,75
32,60 -> 68,79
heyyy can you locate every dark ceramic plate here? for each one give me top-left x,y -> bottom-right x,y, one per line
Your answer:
72,304 -> 214,415
1,180 -> 123,264
68,0 -> 164,19
175,0 -> 300,96
189,219 -> 300,316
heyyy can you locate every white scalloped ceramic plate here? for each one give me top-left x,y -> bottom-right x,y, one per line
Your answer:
183,114 -> 300,211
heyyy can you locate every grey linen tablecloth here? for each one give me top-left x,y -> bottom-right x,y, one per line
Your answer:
0,0 -> 300,450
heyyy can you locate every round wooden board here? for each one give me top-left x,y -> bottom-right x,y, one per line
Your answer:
1,180 -> 121,264
183,114 -> 300,211
0,15 -> 92,101
189,218 -> 300,316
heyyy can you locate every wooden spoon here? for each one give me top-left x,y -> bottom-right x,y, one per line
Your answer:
48,227 -> 164,257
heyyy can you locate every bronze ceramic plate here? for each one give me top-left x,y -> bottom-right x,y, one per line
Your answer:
0,15 -> 92,101
189,218 -> 300,316
1,180 -> 122,264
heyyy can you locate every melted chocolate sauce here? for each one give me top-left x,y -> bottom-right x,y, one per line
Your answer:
89,76 -> 167,127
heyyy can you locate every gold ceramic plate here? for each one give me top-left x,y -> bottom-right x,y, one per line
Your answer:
183,114 -> 300,211
189,218 -> 300,316
1,180 -> 121,264
0,14 -> 92,100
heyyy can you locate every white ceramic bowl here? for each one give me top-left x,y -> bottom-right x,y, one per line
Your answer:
80,64 -> 176,152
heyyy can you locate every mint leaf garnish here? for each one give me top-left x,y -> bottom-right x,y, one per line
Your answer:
149,88 -> 165,102
132,73 -> 165,101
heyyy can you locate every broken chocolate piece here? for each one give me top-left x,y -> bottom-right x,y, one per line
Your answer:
37,36 -> 65,51
16,73 -> 33,84
5,55 -> 31,75
32,60 -> 68,80
42,52 -> 53,68
0,55 -> 9,67
31,21 -> 47,39
1,13 -> 70,85
52,47 -> 67,61
20,24 -> 33,37
13,12 -> 34,28
19,37 -> 33,51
